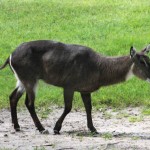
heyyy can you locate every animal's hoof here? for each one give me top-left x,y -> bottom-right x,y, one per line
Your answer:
92,131 -> 100,137
54,130 -> 60,135
11,128 -> 21,134
40,129 -> 49,134
90,129 -> 99,136
92,131 -> 99,134
15,128 -> 21,132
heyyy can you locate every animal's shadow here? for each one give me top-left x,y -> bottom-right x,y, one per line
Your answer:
63,130 -> 150,139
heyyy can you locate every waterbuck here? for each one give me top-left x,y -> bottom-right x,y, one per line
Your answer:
0,40 -> 150,134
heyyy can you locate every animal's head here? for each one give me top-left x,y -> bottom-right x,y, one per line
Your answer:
130,44 -> 150,81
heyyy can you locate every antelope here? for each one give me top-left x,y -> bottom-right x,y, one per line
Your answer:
1,40 -> 150,134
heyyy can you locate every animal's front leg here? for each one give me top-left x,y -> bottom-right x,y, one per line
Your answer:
81,92 -> 98,134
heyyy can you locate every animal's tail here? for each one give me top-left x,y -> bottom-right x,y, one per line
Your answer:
0,57 -> 9,70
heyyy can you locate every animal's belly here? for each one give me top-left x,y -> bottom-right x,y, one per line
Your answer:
42,76 -> 99,93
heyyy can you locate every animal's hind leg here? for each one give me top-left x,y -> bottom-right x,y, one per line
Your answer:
25,82 -> 47,134
54,88 -> 74,134
9,82 -> 24,131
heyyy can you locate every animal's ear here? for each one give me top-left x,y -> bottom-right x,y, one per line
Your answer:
130,46 -> 136,58
142,44 -> 150,54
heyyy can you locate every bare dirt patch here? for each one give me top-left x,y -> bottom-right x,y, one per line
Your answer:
0,107 -> 150,150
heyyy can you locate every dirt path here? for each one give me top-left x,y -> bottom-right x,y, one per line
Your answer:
0,107 -> 150,150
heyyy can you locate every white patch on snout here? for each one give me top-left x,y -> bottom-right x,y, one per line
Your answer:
9,55 -> 25,92
125,64 -> 134,81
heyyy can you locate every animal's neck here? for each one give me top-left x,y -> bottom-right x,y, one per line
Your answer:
98,55 -> 134,86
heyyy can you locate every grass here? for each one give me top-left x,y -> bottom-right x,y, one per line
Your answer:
128,115 -> 143,123
102,132 -> 113,140
142,108 -> 150,115
116,112 -> 129,119
0,0 -> 150,109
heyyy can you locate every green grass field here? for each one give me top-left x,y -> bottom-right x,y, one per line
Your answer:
0,0 -> 150,109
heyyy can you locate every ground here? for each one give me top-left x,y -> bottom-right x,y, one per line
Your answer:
0,107 -> 150,150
